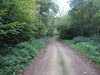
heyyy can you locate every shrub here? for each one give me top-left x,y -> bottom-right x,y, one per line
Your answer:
57,25 -> 76,39
0,38 -> 48,75
72,36 -> 90,43
64,38 -> 100,65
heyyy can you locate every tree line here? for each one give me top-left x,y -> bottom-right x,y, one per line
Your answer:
57,0 -> 100,39
0,0 -> 58,48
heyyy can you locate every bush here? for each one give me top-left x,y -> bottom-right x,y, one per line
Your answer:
63,40 -> 74,45
64,36 -> 100,65
57,25 -> 76,39
90,36 -> 100,43
72,36 -> 90,43
0,38 -> 48,75
72,42 -> 100,65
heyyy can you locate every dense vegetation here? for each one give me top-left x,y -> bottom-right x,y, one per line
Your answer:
57,0 -> 100,39
0,0 -> 100,74
0,37 -> 48,75
57,0 -> 100,66
0,0 -> 57,75
0,0 -> 58,48
63,36 -> 100,65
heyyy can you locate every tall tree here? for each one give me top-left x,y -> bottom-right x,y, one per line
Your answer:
57,0 -> 100,39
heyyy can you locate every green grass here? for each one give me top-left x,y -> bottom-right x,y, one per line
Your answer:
59,54 -> 67,75
57,47 -> 67,75
0,37 -> 49,75
63,37 -> 100,66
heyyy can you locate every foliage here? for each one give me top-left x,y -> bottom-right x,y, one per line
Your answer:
57,0 -> 100,67
56,15 -> 74,39
0,0 -> 57,74
0,38 -> 48,75
0,0 -> 58,48
57,0 -> 100,39
63,36 -> 100,65
72,36 -> 90,43
57,25 -> 75,39
37,0 -> 58,36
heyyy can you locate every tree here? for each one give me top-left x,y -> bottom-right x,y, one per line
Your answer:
0,0 -> 58,47
57,0 -> 100,39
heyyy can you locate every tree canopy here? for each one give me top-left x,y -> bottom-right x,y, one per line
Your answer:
0,0 -> 58,47
57,0 -> 100,39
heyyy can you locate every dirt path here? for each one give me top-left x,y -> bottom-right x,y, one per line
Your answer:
22,38 -> 99,75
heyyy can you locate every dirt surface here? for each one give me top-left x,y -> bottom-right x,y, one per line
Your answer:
22,38 -> 100,75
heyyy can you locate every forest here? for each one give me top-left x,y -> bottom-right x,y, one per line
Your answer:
57,0 -> 100,66
0,0 -> 100,75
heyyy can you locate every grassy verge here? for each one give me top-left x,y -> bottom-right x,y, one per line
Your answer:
62,36 -> 100,66
0,37 -> 49,75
